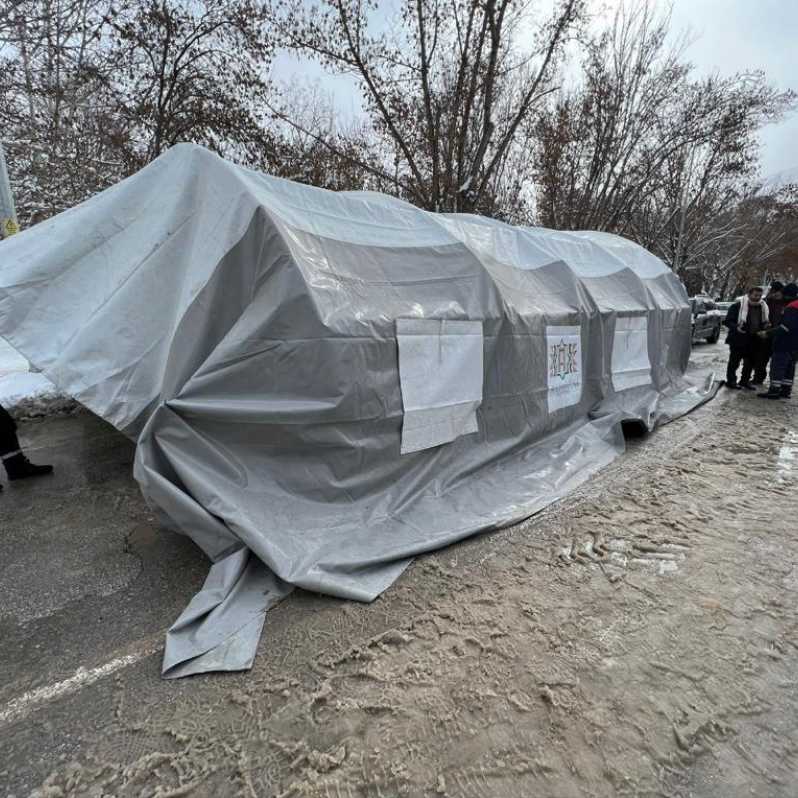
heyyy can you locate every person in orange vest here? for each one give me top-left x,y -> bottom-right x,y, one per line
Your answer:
0,403 -> 53,490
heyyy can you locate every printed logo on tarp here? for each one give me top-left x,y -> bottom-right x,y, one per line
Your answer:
549,339 -> 579,381
546,325 -> 582,411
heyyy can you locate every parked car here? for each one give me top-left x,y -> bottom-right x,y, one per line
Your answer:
714,301 -> 733,317
708,300 -> 731,328
690,297 -> 722,343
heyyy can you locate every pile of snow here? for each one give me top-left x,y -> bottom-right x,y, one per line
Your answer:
0,337 -> 58,409
10,393 -> 82,421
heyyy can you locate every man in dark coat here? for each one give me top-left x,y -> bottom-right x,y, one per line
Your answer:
0,403 -> 53,492
759,283 -> 798,400
753,281 -> 785,384
724,286 -> 769,390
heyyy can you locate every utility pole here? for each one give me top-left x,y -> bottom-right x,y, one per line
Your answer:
0,141 -> 19,238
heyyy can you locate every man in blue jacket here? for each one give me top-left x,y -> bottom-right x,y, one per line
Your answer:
753,281 -> 786,384
759,283 -> 798,400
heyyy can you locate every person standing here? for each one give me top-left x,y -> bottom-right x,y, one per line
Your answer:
753,281 -> 785,385
0,403 -> 53,491
759,283 -> 798,400
724,286 -> 770,390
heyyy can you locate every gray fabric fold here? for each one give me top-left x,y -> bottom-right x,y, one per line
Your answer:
162,547 -> 292,679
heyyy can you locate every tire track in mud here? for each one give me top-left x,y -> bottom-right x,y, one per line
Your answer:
24,393 -> 798,798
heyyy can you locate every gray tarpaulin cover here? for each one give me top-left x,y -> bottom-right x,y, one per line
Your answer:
0,144 -> 716,677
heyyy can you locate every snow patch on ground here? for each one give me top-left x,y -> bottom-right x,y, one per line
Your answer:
0,337 -> 59,409
0,371 -> 54,403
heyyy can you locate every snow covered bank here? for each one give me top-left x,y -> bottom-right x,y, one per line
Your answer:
0,336 -> 64,414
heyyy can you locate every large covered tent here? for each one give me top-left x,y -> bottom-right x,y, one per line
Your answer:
0,144 -> 715,676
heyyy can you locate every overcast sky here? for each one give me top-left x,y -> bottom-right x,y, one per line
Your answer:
668,0 -> 797,177
272,0 -> 797,178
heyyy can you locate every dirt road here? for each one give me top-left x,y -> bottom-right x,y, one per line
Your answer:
2,342 -> 797,797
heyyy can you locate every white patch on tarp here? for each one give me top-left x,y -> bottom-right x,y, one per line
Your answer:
546,325 -> 582,412
397,318 -> 483,454
612,316 -> 652,391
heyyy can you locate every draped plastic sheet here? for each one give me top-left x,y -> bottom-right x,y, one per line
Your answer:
0,145 -> 717,677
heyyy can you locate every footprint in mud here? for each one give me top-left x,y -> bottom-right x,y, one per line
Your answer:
606,536 -> 689,577
558,531 -> 689,579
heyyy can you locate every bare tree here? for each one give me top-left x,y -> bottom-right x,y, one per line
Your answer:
1,0 -> 277,223
0,0 -> 129,222
106,0 -> 274,167
264,82 -> 391,191
705,186 -> 798,297
270,0 -> 584,214
532,1 -> 795,291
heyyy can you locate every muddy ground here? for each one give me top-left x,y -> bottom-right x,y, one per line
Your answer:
2,341 -> 797,797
